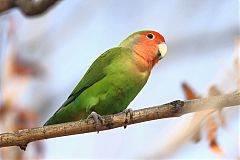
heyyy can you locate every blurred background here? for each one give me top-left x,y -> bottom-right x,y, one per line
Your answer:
0,0 -> 239,159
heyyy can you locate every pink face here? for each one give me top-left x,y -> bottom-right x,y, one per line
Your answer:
140,31 -> 166,44
133,31 -> 167,67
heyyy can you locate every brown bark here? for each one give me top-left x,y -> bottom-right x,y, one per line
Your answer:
0,0 -> 60,16
0,92 -> 239,150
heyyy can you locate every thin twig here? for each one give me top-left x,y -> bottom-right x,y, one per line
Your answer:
0,92 -> 239,150
0,0 -> 60,16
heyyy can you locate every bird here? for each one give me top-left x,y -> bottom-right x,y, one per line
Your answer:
44,30 -> 167,128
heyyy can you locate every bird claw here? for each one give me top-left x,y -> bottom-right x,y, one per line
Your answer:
19,143 -> 28,151
123,108 -> 134,129
87,111 -> 103,133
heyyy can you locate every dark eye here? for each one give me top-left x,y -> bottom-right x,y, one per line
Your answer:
147,33 -> 154,39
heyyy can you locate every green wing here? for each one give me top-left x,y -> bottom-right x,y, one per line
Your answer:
44,47 -> 134,126
54,47 -> 123,113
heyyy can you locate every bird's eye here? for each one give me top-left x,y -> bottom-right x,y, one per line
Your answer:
146,33 -> 154,39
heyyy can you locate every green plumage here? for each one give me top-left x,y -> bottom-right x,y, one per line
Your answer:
44,32 -> 151,126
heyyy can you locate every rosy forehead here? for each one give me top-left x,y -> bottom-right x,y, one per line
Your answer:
141,31 -> 165,43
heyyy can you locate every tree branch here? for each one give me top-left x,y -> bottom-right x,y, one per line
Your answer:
0,92 -> 239,150
0,0 -> 60,16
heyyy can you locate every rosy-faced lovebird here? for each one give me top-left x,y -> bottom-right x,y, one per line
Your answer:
44,30 -> 167,126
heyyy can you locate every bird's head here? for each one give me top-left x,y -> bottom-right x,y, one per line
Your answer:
119,30 -> 167,68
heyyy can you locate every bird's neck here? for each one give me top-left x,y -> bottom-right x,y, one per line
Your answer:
132,45 -> 159,72
133,51 -> 153,73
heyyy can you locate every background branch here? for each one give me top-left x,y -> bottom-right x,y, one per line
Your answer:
0,0 -> 60,16
0,92 -> 239,150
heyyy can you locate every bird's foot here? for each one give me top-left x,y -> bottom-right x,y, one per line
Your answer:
87,111 -> 103,133
123,108 -> 134,129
